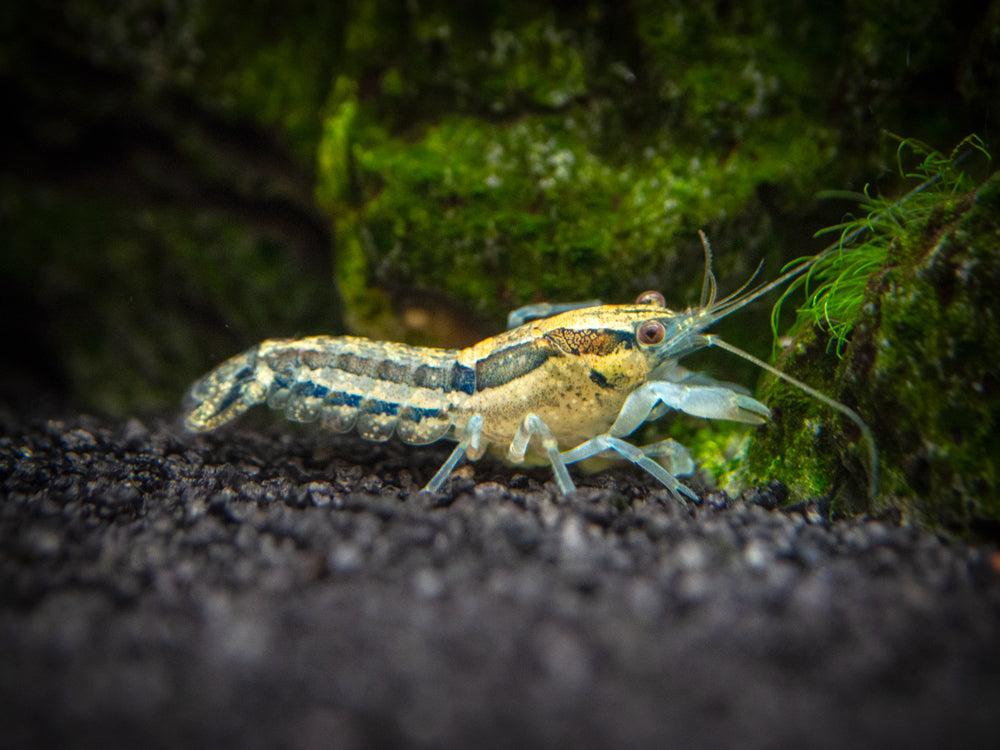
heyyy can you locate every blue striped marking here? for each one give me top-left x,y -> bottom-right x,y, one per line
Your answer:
283,379 -> 446,422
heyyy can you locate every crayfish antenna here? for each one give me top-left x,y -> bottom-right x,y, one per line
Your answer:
697,230 -> 718,309
702,334 -> 879,503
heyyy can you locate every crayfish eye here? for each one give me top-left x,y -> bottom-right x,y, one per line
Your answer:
637,320 -> 666,345
636,290 -> 665,307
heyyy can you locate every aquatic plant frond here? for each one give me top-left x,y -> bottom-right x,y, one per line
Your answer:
769,134 -> 992,356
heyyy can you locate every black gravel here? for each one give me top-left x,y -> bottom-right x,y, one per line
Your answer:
2,405 -> 999,749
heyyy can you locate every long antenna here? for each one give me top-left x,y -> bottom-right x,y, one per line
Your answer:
697,230 -> 718,308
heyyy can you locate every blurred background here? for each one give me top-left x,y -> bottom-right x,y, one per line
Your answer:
1,0 -> 997,416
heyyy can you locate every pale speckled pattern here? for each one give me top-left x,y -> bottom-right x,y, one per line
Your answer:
186,336 -> 472,445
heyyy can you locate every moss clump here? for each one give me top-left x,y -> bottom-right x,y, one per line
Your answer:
745,162 -> 1000,532
771,136 -> 991,356
741,323 -> 852,505
317,90 -> 837,340
864,173 -> 1000,527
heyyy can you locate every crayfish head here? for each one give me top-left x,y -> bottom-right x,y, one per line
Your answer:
522,290 -> 715,390
628,290 -> 713,369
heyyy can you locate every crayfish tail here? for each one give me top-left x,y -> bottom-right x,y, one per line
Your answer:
183,346 -> 266,432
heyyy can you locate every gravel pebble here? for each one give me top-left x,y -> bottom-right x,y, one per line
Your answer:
1,411 -> 999,748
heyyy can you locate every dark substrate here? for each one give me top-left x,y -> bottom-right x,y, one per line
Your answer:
2,404 -> 999,749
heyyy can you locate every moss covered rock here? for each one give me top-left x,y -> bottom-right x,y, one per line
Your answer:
314,2 -> 849,337
745,171 -> 1000,531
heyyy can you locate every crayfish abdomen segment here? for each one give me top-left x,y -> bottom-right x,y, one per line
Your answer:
184,336 -> 475,445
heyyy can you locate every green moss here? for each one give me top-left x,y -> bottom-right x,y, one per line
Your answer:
740,324 -> 849,506
745,167 -> 1000,531
317,99 -> 839,337
301,1 -> 873,340
771,136 -> 991,356
863,177 -> 1000,526
684,426 -> 756,495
